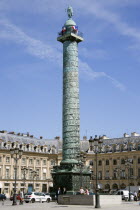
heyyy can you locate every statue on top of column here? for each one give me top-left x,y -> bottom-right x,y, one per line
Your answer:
67,6 -> 73,19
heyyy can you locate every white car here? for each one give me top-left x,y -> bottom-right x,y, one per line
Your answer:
114,190 -> 134,201
24,192 -> 52,203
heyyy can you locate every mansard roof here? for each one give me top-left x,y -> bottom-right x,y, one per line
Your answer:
102,136 -> 140,145
0,131 -> 140,153
0,132 -> 60,152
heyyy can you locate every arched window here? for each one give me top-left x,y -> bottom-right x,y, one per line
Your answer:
113,159 -> 117,165
130,183 -> 134,186
112,183 -> 118,190
121,159 -> 125,164
52,149 -> 56,154
105,184 -> 110,190
120,183 -> 126,189
89,160 -> 93,166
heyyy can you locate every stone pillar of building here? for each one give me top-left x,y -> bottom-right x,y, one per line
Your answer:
2,155 -> 5,179
52,6 -> 91,193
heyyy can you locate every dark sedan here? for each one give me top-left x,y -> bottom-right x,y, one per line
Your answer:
0,194 -> 6,201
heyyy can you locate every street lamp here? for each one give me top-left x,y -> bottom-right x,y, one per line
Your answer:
125,158 -> 133,201
77,154 -> 86,187
21,167 -> 28,195
31,170 -> 38,191
89,135 -> 103,208
10,148 -> 23,205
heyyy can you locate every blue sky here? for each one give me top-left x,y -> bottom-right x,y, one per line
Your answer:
0,0 -> 140,139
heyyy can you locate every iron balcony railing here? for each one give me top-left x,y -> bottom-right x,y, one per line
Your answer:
58,29 -> 83,38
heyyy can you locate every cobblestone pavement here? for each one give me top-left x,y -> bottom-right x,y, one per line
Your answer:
1,200 -> 140,210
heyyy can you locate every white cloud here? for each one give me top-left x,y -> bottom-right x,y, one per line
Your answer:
0,18 -> 62,63
0,17 -> 125,91
79,60 -> 126,91
74,1 -> 140,44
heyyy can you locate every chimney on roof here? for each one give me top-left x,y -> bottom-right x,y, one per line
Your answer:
8,131 -> 15,135
124,133 -> 129,137
27,132 -> 30,137
102,135 -> 109,139
131,132 -> 140,137
30,135 -> 34,138
0,130 -> 7,133
55,136 -> 60,140
40,136 -> 43,139
17,133 -> 20,136
83,136 -> 87,140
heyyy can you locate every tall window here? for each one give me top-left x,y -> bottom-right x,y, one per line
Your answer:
43,160 -> 46,165
36,169 -> 40,179
43,173 -> 46,180
0,156 -> 2,162
121,170 -> 125,178
6,169 -> 9,179
106,160 -> 109,165
6,157 -> 10,163
51,160 -> 56,166
113,159 -> 117,165
22,158 -> 26,165
138,168 -> 140,178
13,168 -> 18,179
138,158 -> 140,164
36,160 -> 40,165
105,170 -> 109,179
29,159 -> 33,165
113,170 -> 117,178
29,169 -> 32,179
98,171 -> 102,179
0,167 -> 1,177
129,168 -> 133,177
98,160 -> 102,166
121,159 -> 125,164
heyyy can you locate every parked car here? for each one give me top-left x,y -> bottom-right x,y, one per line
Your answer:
44,193 -> 52,202
114,190 -> 134,201
0,194 -> 6,201
24,192 -> 52,203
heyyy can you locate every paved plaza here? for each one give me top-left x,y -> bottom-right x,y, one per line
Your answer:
1,200 -> 140,210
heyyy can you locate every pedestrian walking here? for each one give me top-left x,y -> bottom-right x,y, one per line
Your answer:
56,187 -> 62,203
63,187 -> 67,194
134,191 -> 137,201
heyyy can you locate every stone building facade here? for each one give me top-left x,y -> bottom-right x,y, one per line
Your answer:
0,130 -> 140,197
